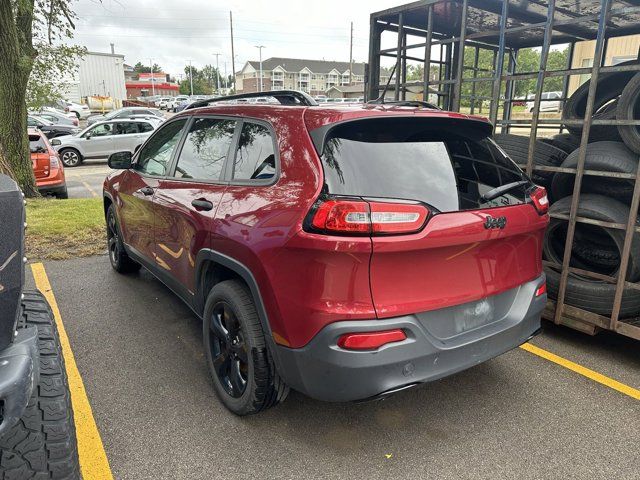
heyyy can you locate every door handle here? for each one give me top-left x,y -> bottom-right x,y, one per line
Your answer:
138,186 -> 155,196
191,198 -> 214,211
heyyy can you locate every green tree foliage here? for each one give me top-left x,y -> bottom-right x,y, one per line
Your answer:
0,0 -> 81,196
179,64 -> 225,95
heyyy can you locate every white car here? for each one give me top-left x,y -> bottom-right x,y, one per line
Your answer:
526,91 -> 562,113
59,101 -> 92,120
156,97 -> 173,109
50,119 -> 158,167
170,95 -> 190,112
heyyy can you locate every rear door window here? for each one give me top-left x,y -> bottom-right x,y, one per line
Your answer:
318,118 -> 531,212
173,118 -> 237,181
114,122 -> 139,135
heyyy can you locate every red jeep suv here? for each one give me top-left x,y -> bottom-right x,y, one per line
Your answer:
103,91 -> 548,415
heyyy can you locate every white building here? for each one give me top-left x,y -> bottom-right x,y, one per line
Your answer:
64,51 -> 127,103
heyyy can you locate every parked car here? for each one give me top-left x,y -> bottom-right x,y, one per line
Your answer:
0,175 -> 79,477
51,119 -> 158,167
27,115 -> 81,139
156,97 -> 174,110
103,92 -> 548,415
174,99 -> 195,113
58,100 -> 92,119
29,128 -> 67,198
526,91 -> 562,113
30,107 -> 79,126
87,107 -> 164,126
170,95 -> 190,112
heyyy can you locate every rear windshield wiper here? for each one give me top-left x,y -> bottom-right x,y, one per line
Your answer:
481,180 -> 530,202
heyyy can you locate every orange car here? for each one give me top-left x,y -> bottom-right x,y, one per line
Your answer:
29,128 -> 67,198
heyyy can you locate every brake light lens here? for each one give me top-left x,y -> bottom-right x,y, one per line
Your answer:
337,329 -> 407,350
535,283 -> 547,297
310,198 -> 430,235
530,187 -> 549,215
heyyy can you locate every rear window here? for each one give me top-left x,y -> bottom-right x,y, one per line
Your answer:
29,135 -> 47,153
318,118 -> 531,212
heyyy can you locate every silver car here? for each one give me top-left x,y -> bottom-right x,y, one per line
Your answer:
50,119 -> 157,167
87,107 -> 164,126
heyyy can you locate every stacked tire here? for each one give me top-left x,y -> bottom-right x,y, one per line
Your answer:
530,62 -> 640,318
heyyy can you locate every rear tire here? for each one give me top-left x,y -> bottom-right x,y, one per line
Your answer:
0,291 -> 80,479
203,280 -> 288,416
59,149 -> 82,168
106,205 -> 141,273
56,186 -> 69,200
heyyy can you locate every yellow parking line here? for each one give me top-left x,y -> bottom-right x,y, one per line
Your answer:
520,342 -> 640,400
30,263 -> 114,479
82,181 -> 98,198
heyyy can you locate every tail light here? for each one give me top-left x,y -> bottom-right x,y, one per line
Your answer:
530,187 -> 549,215
72,118 -> 79,126
49,155 -> 60,169
337,329 -> 407,350
535,282 -> 547,297
309,198 -> 430,235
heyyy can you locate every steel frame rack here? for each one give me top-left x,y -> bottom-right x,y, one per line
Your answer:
368,0 -> 640,339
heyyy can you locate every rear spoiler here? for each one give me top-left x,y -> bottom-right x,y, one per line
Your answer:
308,115 -> 494,154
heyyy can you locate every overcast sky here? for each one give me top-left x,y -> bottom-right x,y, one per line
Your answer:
72,0 -> 403,78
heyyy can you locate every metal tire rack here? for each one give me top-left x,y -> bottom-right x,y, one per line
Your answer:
368,0 -> 640,339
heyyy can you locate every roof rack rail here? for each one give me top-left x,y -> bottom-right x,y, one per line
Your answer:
185,90 -> 318,110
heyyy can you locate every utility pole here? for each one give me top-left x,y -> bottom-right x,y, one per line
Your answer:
349,22 -> 354,85
230,11 -> 236,92
213,53 -> 222,93
188,60 -> 194,96
150,58 -> 155,96
224,61 -> 228,90
255,45 -> 265,92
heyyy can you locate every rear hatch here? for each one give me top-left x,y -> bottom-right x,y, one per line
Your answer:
310,116 -> 549,320
29,134 -> 50,179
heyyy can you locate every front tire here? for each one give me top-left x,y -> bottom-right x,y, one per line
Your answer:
106,205 -> 141,273
0,291 -> 80,479
59,149 -> 82,168
203,280 -> 288,415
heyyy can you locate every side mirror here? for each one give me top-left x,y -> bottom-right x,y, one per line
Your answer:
108,151 -> 132,170
85,133 -> 92,139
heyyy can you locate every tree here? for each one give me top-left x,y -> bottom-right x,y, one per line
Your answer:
0,0 -> 80,196
178,65 -> 224,95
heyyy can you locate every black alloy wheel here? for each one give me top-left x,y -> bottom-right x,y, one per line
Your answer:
209,302 -> 249,398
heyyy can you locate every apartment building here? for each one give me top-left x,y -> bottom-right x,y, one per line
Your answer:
235,57 -> 366,96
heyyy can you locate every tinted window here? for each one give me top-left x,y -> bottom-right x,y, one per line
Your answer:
319,118 -> 530,212
174,118 -> 236,181
114,122 -> 138,135
29,135 -> 47,153
27,117 -> 39,127
88,123 -> 113,137
232,123 -> 276,181
138,122 -> 154,133
136,119 -> 187,176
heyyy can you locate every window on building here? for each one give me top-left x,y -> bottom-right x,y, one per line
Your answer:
174,118 -> 237,181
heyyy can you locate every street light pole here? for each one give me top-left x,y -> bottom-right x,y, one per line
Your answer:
188,60 -> 194,96
254,45 -> 265,92
213,53 -> 222,93
150,58 -> 155,97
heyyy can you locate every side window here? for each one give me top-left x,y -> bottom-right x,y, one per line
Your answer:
232,122 -> 276,181
138,122 -> 154,133
88,123 -> 113,137
173,118 -> 236,181
136,119 -> 187,176
114,122 -> 138,135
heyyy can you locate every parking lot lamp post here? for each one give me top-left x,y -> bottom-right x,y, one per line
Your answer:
213,53 -> 221,93
150,59 -> 155,97
255,45 -> 265,92
188,60 -> 194,96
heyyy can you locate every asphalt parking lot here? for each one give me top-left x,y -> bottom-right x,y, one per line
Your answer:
64,162 -> 111,199
25,255 -> 639,480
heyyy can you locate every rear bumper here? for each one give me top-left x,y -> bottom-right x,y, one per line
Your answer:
0,328 -> 39,435
37,169 -> 66,193
274,275 -> 545,402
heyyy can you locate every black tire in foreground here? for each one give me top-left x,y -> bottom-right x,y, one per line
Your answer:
550,141 -> 639,203
562,60 -> 639,139
203,280 -> 288,415
543,194 -> 640,317
0,291 -> 80,479
107,205 -> 141,274
540,133 -> 581,154
493,133 -> 567,187
616,71 -> 640,154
